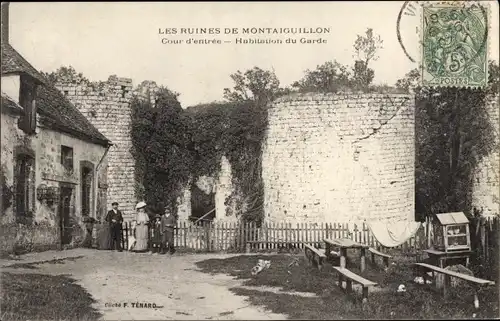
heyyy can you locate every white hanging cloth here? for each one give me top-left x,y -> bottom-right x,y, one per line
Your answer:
366,220 -> 422,248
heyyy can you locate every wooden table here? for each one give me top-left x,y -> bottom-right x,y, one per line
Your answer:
324,238 -> 369,272
423,249 -> 472,268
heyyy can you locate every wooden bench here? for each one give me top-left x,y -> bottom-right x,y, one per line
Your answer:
414,262 -> 495,306
333,266 -> 377,303
368,247 -> 392,268
304,244 -> 327,270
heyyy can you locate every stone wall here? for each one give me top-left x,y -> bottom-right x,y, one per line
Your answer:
52,76 -> 166,220
184,156 -> 239,223
262,93 -> 415,224
214,156 -> 239,222
472,96 -> 499,217
1,109 -> 108,254
53,75 -> 140,219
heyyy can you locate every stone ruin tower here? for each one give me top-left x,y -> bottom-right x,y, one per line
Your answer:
472,95 -> 499,217
52,75 -> 161,220
262,93 -> 415,225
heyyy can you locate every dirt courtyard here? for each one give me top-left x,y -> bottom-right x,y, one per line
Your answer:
1,249 -> 288,320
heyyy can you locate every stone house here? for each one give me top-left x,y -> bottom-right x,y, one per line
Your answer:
0,3 -> 112,254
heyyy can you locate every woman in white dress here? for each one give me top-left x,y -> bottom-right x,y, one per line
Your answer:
132,201 -> 149,252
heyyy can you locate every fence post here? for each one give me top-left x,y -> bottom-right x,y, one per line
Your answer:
205,221 -> 211,252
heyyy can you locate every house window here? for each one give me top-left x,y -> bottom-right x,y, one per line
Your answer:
61,146 -> 74,172
15,153 -> 36,224
18,76 -> 37,134
81,166 -> 93,216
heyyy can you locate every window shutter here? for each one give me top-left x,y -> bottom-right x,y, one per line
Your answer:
30,87 -> 37,132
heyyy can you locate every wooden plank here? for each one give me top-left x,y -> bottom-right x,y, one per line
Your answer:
214,221 -> 218,251
323,224 -> 326,247
223,221 -> 227,251
304,222 -> 308,247
324,237 -> 367,248
414,263 -> 495,285
238,221 -> 242,251
360,247 -> 366,272
264,222 -> 269,250
245,222 -> 249,252
271,221 -> 275,250
280,222 -> 285,249
294,223 -> 298,249
368,247 -> 392,258
285,222 -> 289,247
304,244 -> 327,258
222,221 -> 226,251
332,266 -> 377,287
315,223 -> 319,247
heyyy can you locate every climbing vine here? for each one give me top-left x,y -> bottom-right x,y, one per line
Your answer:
412,62 -> 499,220
130,90 -> 267,224
1,165 -> 13,212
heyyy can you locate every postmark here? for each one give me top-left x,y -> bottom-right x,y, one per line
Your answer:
420,2 -> 489,88
397,1 -> 425,63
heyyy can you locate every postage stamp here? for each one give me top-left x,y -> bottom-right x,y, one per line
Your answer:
420,2 -> 489,88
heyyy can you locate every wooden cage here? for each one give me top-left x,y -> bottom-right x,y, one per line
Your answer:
433,212 -> 471,252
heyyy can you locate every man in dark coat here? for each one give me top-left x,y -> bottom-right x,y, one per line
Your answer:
160,208 -> 177,254
105,202 -> 124,251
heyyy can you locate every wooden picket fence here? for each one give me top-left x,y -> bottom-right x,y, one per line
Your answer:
113,220 -> 427,253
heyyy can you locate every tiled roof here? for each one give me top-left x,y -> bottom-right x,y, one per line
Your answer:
1,92 -> 24,115
1,43 -> 111,146
37,84 -> 111,146
1,43 -> 46,84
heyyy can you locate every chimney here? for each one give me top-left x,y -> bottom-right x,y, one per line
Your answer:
1,2 -> 9,44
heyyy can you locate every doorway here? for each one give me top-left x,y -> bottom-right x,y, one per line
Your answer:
190,183 -> 216,224
59,186 -> 73,245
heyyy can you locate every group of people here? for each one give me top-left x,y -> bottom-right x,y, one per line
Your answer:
98,201 -> 177,255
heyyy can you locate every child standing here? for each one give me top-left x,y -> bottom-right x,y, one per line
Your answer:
160,208 -> 177,255
150,214 -> 162,254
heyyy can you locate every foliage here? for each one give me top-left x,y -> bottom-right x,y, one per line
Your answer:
1,166 -> 13,212
292,28 -> 384,93
398,61 -> 499,220
187,99 -> 267,224
352,28 -> 383,90
353,28 -> 384,66
394,68 -> 419,93
292,60 -> 352,93
41,66 -> 106,92
130,86 -> 192,216
131,81 -> 267,223
41,66 -> 89,85
223,67 -> 290,106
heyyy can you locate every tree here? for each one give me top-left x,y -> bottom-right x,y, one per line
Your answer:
353,28 -> 384,66
130,86 -> 193,216
41,66 -> 89,84
223,67 -> 287,106
395,68 -> 419,93
352,28 -> 383,90
292,60 -> 352,93
402,61 -> 499,220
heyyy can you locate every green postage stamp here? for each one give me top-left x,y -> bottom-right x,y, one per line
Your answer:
421,2 -> 489,88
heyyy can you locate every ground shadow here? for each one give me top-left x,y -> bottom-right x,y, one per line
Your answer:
1,272 -> 102,321
6,255 -> 85,270
196,253 -> 499,319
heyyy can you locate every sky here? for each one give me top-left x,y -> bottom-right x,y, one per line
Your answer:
8,1 -> 500,107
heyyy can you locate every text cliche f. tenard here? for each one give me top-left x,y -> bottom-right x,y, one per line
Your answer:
158,27 -> 331,45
